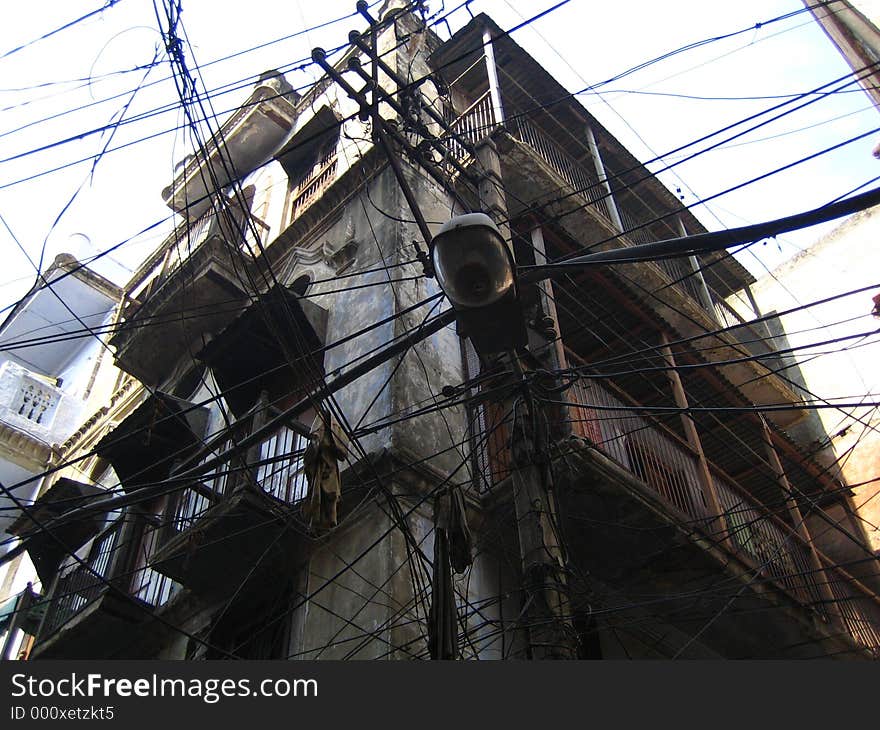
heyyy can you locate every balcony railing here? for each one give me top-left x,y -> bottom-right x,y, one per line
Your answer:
567,371 -> 711,523
128,209 -> 219,306
447,97 -> 725,318
39,517 -> 177,642
616,204 -> 711,306
289,150 -> 338,222
14,379 -> 58,426
128,200 -> 272,309
711,468 -> 822,608
447,91 -> 494,165
255,424 -> 309,503
560,348 -> 879,654
0,361 -> 63,441
469,343 -> 880,655
40,521 -> 120,638
822,559 -> 880,654
130,521 -> 175,607
164,414 -> 309,542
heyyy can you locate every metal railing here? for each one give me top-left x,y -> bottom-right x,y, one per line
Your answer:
39,516 -> 179,643
128,197 -> 273,309
822,559 -> 880,655
506,113 -> 615,225
164,414 -> 310,543
255,425 -> 309,504
130,522 -> 176,607
711,468 -> 823,608
290,151 -> 338,222
129,210 -> 218,305
555,349 -> 880,654
40,521 -> 121,638
614,204 -> 716,308
566,370 -> 710,523
447,91 -> 494,165
168,430 -> 238,536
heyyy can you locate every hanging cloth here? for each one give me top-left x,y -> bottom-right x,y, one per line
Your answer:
428,527 -> 458,660
437,486 -> 473,574
303,411 -> 349,528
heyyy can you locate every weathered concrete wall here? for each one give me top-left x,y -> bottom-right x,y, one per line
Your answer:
25,8 -> 513,660
291,504 -> 405,659
287,494 -> 513,660
386,167 -> 468,477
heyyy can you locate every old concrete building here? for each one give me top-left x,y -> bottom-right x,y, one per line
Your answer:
8,3 -> 880,660
0,254 -> 121,658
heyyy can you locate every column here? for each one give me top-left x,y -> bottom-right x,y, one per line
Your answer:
586,125 -> 624,233
759,416 -> 839,613
677,215 -> 716,316
659,333 -> 733,550
482,27 -> 505,126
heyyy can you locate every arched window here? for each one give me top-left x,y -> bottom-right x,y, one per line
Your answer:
291,274 -> 312,296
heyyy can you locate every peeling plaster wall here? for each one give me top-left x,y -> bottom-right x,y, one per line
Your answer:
293,505 -> 398,660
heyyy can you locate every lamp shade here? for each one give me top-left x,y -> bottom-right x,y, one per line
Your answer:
431,213 -> 514,309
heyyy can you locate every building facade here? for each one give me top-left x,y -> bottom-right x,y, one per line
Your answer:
5,3 -> 880,660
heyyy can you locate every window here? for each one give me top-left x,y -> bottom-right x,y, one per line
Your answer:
130,516 -> 175,607
276,105 -> 341,227
288,142 -> 338,222
256,426 -> 309,504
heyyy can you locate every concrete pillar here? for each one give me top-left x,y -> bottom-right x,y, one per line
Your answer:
482,28 -> 505,126
759,416 -> 840,615
677,215 -> 716,316
475,136 -> 509,239
658,333 -> 733,550
530,225 -> 569,375
585,125 -> 624,233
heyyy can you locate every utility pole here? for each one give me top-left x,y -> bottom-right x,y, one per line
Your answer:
473,125 -> 577,658
318,6 -> 578,658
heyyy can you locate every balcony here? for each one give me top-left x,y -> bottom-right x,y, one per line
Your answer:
471,348 -> 880,658
94,391 -> 209,493
110,211 -> 250,386
0,360 -> 64,442
7,478 -> 105,587
448,95 -> 724,311
440,61 -> 806,430
151,410 -> 311,598
31,519 -> 176,659
162,72 -> 299,220
195,283 -> 327,418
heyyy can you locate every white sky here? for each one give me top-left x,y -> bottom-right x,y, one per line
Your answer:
0,0 -> 877,315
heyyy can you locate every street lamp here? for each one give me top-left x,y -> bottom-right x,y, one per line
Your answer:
431,212 -> 527,357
